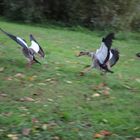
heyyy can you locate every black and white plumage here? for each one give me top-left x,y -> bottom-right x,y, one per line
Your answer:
136,53 -> 140,58
78,33 -> 119,74
109,48 -> 119,67
0,28 -> 45,66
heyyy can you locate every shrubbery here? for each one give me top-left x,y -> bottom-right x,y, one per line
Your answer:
0,0 -> 139,30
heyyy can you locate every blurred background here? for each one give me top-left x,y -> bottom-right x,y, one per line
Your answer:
0,0 -> 139,31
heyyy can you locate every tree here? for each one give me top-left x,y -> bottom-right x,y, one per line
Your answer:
0,0 -> 139,30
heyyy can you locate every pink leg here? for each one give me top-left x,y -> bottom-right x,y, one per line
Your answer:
26,60 -> 35,68
80,66 -> 93,76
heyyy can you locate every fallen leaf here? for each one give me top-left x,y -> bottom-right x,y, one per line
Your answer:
102,90 -> 110,95
65,60 -> 71,63
48,98 -> 54,102
129,58 -> 135,61
75,51 -> 80,56
65,80 -> 72,84
2,112 -> 13,117
56,73 -> 61,76
55,67 -> 59,70
28,75 -> 37,81
24,97 -> 35,102
76,46 -> 80,49
136,79 -> 140,83
50,79 -> 58,84
79,72 -> 85,76
45,78 -> 52,82
86,98 -> 90,101
42,124 -> 48,130
32,118 -> 39,123
54,61 -> 61,65
123,84 -> 132,89
102,87 -> 110,96
5,76 -> 13,81
38,83 -> 46,86
28,84 -> 33,87
52,136 -> 60,140
47,122 -> 58,130
101,119 -> 108,123
7,134 -> 18,140
135,138 -> 140,140
19,97 -> 35,102
0,129 -> 4,132
18,106 -> 28,111
100,130 -> 112,136
15,73 -> 25,78
58,95 -> 63,98
96,83 -> 106,89
94,130 -> 112,138
92,93 -> 100,97
0,67 -> 4,72
22,128 -> 30,136
94,133 -> 103,138
118,73 -> 123,79
20,114 -> 27,117
0,93 -> 8,97
133,127 -> 140,131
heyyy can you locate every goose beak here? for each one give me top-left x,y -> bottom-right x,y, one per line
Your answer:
75,51 -> 81,57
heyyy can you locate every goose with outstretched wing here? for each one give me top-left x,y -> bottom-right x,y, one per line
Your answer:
77,33 -> 119,75
109,48 -> 119,67
95,33 -> 115,73
0,28 -> 45,66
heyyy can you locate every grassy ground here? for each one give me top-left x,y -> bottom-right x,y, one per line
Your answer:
0,20 -> 140,140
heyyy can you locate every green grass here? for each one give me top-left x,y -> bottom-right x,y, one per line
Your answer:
0,20 -> 140,140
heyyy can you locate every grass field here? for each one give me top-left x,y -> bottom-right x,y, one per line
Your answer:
0,20 -> 140,140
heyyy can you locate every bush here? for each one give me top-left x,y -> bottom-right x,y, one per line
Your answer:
0,0 -> 139,30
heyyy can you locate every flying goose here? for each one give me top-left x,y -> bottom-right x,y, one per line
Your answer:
0,28 -> 45,66
77,33 -> 119,74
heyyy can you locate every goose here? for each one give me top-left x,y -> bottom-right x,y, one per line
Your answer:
77,33 -> 119,75
136,53 -> 140,58
0,28 -> 45,66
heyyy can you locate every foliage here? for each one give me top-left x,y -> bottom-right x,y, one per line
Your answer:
2,0 -> 44,22
0,0 -> 140,30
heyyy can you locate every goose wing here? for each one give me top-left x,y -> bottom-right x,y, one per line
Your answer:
33,56 -> 41,64
109,49 -> 119,67
0,28 -> 28,48
95,33 -> 115,65
136,53 -> 140,58
30,34 -> 45,57
95,42 -> 109,64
